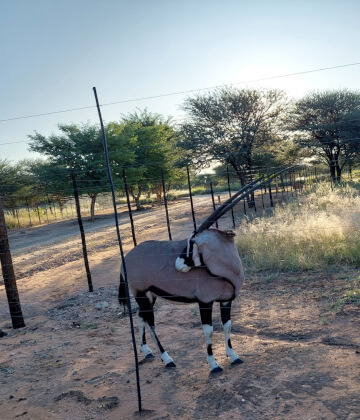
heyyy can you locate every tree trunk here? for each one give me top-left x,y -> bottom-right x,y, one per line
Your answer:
129,185 -> 142,211
229,161 -> 246,186
329,160 -> 337,183
155,185 -> 163,203
335,162 -> 342,183
246,154 -> 255,207
89,193 -> 98,221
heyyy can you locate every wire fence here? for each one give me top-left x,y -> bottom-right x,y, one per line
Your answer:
1,161 -> 358,413
0,163 -> 339,326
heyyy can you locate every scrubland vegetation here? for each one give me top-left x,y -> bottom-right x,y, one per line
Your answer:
236,182 -> 360,308
237,183 -> 360,271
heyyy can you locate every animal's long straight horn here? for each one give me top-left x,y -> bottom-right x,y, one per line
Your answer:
195,165 -> 298,234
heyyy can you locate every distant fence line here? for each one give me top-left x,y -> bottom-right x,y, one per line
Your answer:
0,163 -> 330,329
0,165 -> 331,230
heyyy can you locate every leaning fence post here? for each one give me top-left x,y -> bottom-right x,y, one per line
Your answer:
70,171 -> 93,293
93,87 -> 142,413
0,195 -> 25,329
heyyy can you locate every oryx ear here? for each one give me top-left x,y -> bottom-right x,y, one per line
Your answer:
192,243 -> 202,267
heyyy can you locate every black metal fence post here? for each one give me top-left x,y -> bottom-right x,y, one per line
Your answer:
268,175 -> 274,207
187,166 -> 197,231
0,195 -> 25,329
93,87 -> 142,413
70,171 -> 93,293
122,168 -> 137,247
227,167 -> 236,228
210,182 -> 218,229
161,169 -> 172,240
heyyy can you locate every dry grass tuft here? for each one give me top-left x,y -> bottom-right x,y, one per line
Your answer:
236,183 -> 360,271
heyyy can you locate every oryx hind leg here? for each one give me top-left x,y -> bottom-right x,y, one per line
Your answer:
136,291 -> 175,368
200,301 -> 223,373
220,301 -> 243,365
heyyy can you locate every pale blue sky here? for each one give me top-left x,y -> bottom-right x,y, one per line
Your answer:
1,0 -> 360,161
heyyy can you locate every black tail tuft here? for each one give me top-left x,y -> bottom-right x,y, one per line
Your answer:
118,273 -> 128,312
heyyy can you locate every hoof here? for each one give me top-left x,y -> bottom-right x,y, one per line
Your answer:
210,366 -> 223,373
144,353 -> 154,360
165,361 -> 176,368
231,358 -> 243,365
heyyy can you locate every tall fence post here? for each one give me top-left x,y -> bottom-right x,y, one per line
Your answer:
122,168 -> 137,247
226,167 -> 236,228
0,195 -> 25,329
209,182 -> 219,229
268,174 -> 274,207
187,166 -> 197,231
93,87 -> 142,413
70,171 -> 93,293
161,169 -> 172,240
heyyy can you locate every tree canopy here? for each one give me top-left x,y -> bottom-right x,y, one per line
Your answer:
118,109 -> 186,209
291,89 -> 360,182
178,87 -> 288,185
28,122 -> 135,219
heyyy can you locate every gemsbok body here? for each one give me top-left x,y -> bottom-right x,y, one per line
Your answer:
118,228 -> 245,372
118,167 -> 293,372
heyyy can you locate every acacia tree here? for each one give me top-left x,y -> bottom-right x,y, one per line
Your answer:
178,87 -> 288,185
0,159 -> 36,214
291,89 -> 360,182
24,160 -> 73,216
28,123 -> 135,220
119,109 -> 185,210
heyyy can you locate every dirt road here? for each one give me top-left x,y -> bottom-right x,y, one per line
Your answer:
1,193 -> 359,419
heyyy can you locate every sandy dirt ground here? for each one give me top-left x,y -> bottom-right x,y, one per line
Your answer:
1,194 -> 359,419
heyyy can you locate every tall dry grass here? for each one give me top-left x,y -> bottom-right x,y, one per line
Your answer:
236,183 -> 360,271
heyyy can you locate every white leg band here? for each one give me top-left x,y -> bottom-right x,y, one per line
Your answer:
223,320 -> 240,363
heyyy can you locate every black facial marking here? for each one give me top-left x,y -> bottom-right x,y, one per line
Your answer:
178,243 -> 195,267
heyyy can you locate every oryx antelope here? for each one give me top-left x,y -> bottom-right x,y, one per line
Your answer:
119,228 -> 245,372
118,167 -> 293,372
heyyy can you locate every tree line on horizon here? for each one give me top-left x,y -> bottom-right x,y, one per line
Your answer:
1,87 -> 360,220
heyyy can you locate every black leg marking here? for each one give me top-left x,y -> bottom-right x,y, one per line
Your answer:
200,302 -> 222,372
220,301 -> 243,366
220,301 -> 232,325
199,301 -> 213,326
136,292 -> 175,368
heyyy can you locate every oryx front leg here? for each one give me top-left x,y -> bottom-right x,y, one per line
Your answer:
200,302 -> 223,373
220,301 -> 243,365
